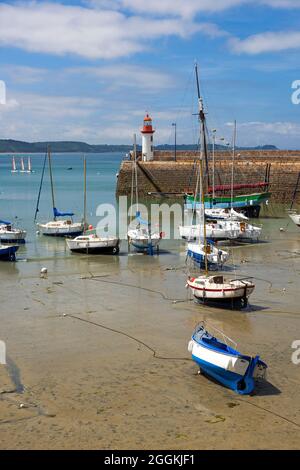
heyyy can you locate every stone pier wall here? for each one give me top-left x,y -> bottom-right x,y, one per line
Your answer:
116,151 -> 300,204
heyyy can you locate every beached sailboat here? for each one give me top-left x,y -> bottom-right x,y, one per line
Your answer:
127,135 -> 162,254
66,157 -> 120,254
180,219 -> 240,241
186,64 -> 229,268
11,156 -> 18,173
188,323 -> 267,394
186,275 -> 255,307
0,244 -> 19,261
0,219 -> 27,244
35,147 -> 84,237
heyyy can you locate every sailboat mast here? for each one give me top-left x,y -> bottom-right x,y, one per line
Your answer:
133,133 -> 139,214
231,120 -> 237,209
83,155 -> 87,230
195,63 -> 210,189
48,146 -> 56,220
199,158 -> 208,274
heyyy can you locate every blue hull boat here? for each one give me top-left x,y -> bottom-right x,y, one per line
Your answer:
188,324 -> 267,395
0,245 -> 19,261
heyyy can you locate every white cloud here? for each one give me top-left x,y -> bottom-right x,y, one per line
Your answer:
90,0 -> 300,17
230,31 -> 300,54
69,64 -> 174,91
261,1 -> 300,7
1,65 -> 47,84
89,0 -> 248,17
0,2 -> 224,60
239,121 -> 300,136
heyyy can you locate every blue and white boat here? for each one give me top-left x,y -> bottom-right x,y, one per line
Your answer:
187,241 -> 229,269
0,244 -> 19,261
0,219 -> 27,244
188,324 -> 267,395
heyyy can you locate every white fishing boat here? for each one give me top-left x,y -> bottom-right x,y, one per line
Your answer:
188,323 -> 267,394
186,274 -> 255,307
35,147 -> 84,237
66,158 -> 120,254
0,219 -> 27,244
11,156 -> 18,173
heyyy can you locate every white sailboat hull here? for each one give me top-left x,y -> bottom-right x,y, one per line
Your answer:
37,220 -> 84,237
0,225 -> 27,243
128,228 -> 161,251
66,235 -> 120,253
179,223 -> 239,241
187,275 -> 255,303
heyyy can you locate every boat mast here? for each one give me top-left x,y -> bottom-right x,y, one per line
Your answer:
133,133 -> 139,214
231,120 -> 237,209
48,146 -> 56,220
34,150 -> 47,222
195,63 -> 210,190
195,64 -> 208,274
83,155 -> 87,230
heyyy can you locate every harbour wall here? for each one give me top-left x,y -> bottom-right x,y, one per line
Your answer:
116,151 -> 300,205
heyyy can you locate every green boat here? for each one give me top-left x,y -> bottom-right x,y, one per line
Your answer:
185,191 -> 271,218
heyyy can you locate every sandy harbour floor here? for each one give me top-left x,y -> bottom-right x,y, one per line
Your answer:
1,215 -> 300,449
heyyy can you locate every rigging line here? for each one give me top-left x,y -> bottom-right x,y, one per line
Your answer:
54,273 -> 191,304
34,150 -> 47,222
235,397 -> 300,430
86,276 -> 191,303
65,314 -> 192,362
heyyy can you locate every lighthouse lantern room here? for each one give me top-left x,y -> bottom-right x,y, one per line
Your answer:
141,113 -> 155,161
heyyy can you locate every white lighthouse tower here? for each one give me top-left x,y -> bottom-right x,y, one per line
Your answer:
141,113 -> 155,161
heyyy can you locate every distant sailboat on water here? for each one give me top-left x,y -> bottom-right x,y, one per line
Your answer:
11,156 -> 18,173
26,157 -> 34,173
20,157 -> 26,173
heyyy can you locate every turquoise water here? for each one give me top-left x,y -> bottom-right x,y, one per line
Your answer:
0,153 -> 124,258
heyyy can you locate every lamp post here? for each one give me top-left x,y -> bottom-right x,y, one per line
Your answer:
172,122 -> 177,162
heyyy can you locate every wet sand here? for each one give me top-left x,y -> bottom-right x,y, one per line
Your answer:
1,213 -> 300,449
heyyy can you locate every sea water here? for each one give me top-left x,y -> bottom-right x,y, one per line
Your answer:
0,153 -> 123,260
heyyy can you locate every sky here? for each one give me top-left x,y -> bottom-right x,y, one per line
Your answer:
0,0 -> 299,148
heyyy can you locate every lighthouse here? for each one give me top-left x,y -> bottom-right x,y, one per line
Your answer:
141,113 -> 155,161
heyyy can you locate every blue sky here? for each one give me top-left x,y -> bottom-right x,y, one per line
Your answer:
0,0 -> 299,148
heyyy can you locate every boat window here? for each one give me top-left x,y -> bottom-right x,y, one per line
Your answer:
212,276 -> 224,284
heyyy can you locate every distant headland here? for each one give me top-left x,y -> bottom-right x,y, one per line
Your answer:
0,139 -> 278,154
